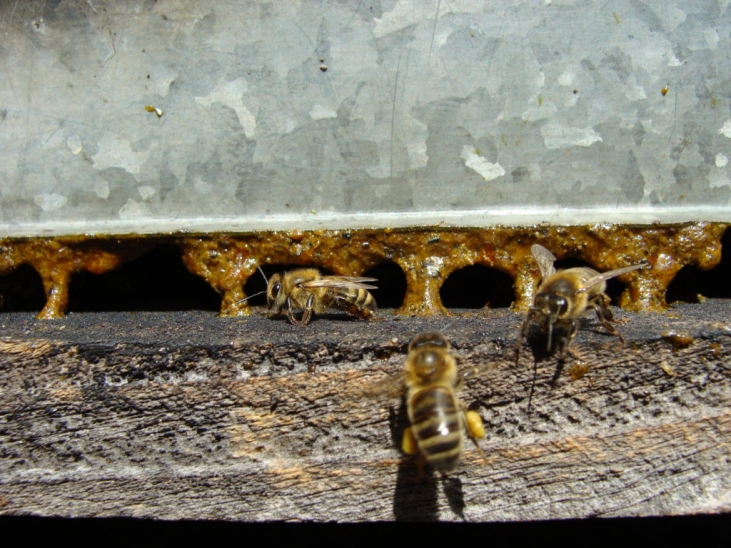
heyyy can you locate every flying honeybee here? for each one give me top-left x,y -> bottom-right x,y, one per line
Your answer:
515,244 -> 647,364
265,268 -> 377,326
372,332 -> 486,473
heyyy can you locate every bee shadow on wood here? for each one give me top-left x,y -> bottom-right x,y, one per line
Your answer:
519,327 -> 571,411
390,402 -> 438,521
389,401 -> 466,521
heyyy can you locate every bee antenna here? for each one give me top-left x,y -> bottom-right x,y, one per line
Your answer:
235,290 -> 266,305
235,265 -> 270,306
547,320 -> 554,353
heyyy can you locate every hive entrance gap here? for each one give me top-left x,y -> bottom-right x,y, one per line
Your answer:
440,264 -> 514,309
68,244 -> 221,312
0,264 -> 45,312
363,261 -> 406,309
666,227 -> 731,304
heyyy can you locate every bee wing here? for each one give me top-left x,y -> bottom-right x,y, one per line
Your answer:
302,276 -> 378,290
531,244 -> 557,279
356,372 -> 406,400
459,350 -> 512,382
578,263 -> 647,293
461,362 -> 498,381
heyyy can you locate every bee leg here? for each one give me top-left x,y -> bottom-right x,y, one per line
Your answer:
464,410 -> 486,440
558,320 -> 579,361
514,311 -> 535,367
333,296 -> 354,316
401,426 -> 427,477
334,296 -> 373,321
300,294 -> 315,326
285,297 -> 300,326
565,345 -> 585,362
401,426 -> 418,455
593,294 -> 625,343
463,410 -> 488,465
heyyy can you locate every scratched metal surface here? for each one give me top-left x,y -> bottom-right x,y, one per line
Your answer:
1,1 -> 730,236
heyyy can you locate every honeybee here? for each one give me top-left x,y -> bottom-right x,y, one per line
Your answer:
515,244 -> 647,364
376,332 -> 486,473
266,268 -> 377,326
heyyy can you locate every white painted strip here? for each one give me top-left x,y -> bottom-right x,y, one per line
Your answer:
0,207 -> 728,237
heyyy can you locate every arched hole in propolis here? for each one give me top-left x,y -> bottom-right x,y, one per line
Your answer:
68,244 -> 221,312
0,264 -> 46,312
440,264 -> 514,309
0,222 -> 727,317
362,261 -> 407,309
666,227 -> 731,304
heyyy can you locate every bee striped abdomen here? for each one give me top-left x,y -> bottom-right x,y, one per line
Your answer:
356,288 -> 376,312
335,288 -> 376,318
409,386 -> 463,472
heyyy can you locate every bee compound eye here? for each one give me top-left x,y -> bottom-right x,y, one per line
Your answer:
271,282 -> 282,298
534,293 -> 549,311
546,295 -> 568,318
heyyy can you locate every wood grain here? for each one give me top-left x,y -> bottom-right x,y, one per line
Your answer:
0,303 -> 729,522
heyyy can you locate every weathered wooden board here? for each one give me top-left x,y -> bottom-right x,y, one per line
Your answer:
0,303 -> 729,522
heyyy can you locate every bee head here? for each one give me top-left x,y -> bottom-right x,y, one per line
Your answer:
408,332 -> 450,380
533,292 -> 568,319
412,349 -> 443,377
533,292 -> 568,352
267,273 -> 284,310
